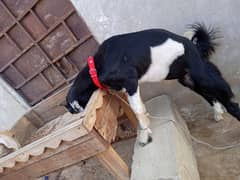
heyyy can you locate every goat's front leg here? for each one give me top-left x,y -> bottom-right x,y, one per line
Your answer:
127,86 -> 152,146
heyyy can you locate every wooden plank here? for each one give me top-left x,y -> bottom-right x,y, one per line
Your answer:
0,90 -> 130,179
7,86 -> 86,147
1,133 -> 92,175
0,130 -> 108,180
0,113 -> 87,172
24,110 -> 45,128
26,86 -> 103,126
10,117 -> 38,145
94,95 -> 120,143
116,93 -> 138,129
97,146 -> 130,180
20,83 -> 69,127
82,90 -> 106,131
30,84 -> 71,123
0,90 -> 109,173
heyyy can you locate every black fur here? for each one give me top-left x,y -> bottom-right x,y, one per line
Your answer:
66,23 -> 240,121
188,23 -> 220,59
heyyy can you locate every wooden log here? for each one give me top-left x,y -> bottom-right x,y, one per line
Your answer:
94,95 -> 120,143
116,93 -> 138,129
97,146 -> 130,180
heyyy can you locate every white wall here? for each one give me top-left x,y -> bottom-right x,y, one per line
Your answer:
0,78 -> 29,131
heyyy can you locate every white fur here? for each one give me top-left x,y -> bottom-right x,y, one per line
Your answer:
128,87 -> 146,114
139,38 -> 185,83
127,87 -> 151,145
121,88 -> 127,93
70,100 -> 84,112
213,101 -> 225,121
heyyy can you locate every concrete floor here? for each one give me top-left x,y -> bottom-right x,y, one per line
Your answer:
180,102 -> 240,180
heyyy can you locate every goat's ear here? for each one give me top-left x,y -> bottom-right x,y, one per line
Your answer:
182,73 -> 195,88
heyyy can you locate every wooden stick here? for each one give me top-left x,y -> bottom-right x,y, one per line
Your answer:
116,93 -> 138,129
97,145 -> 130,180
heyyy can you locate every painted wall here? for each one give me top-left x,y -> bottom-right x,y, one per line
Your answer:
0,78 -> 29,131
71,0 -> 240,106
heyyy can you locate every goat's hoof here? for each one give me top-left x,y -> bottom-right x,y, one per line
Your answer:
214,114 -> 224,122
138,136 -> 152,147
138,142 -> 147,147
148,135 -> 152,143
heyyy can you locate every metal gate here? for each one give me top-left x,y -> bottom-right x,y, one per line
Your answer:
0,0 -> 98,106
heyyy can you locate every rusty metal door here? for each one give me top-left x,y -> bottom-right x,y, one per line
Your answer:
0,0 -> 98,106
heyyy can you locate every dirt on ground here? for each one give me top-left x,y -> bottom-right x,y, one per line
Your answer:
180,102 -> 240,180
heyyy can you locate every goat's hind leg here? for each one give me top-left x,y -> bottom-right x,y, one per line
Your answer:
178,77 -> 225,122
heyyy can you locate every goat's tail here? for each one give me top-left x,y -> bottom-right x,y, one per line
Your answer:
184,23 -> 220,59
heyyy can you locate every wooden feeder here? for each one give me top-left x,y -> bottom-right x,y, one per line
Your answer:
0,90 -> 138,180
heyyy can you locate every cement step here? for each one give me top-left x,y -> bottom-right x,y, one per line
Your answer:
131,95 -> 200,180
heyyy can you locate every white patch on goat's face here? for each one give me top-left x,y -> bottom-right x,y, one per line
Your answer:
139,38 -> 185,83
70,100 -> 84,112
121,88 -> 127,92
213,101 -> 225,121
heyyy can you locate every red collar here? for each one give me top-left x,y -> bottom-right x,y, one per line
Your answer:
88,56 -> 108,91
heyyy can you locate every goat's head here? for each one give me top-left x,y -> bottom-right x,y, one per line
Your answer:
65,86 -> 85,114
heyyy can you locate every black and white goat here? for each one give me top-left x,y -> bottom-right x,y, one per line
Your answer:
66,23 -> 240,146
